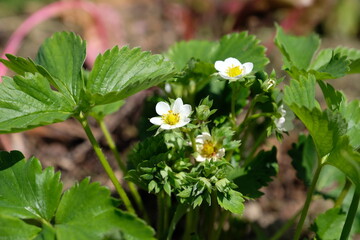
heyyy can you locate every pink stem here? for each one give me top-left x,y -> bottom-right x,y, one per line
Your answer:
0,0 -> 109,78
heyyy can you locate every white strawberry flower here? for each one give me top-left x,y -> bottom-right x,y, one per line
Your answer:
214,57 -> 253,81
274,105 -> 295,132
195,132 -> 225,162
150,98 -> 192,130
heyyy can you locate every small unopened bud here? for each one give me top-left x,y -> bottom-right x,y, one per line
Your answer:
262,79 -> 276,92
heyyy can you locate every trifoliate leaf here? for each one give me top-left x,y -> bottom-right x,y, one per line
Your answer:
275,24 -> 320,70
0,54 -> 48,77
318,81 -> 345,111
55,178 -> 155,240
87,46 -> 175,105
0,150 -> 24,171
288,135 -> 317,186
0,158 -> 62,220
212,32 -> 269,72
339,100 -> 360,150
166,40 -> 215,70
0,214 -> 41,239
311,208 -> 346,240
0,74 -> 74,133
217,190 -> 244,214
228,147 -> 278,198
36,32 -> 86,102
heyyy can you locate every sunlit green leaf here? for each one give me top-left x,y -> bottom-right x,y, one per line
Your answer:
0,214 -> 41,240
318,81 -> 345,111
36,32 -> 86,102
0,158 -> 62,220
311,207 -> 346,240
0,74 -> 74,133
339,100 -> 360,150
87,46 -> 175,105
275,24 -> 320,70
217,190 -> 244,214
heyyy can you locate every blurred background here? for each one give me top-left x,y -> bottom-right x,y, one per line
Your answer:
0,0 -> 359,238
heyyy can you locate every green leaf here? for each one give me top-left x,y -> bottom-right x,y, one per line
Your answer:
36,32 -> 86,102
311,208 -> 346,240
212,32 -> 269,72
0,54 -> 45,76
310,51 -> 350,80
0,74 -> 74,133
89,100 -> 125,120
229,147 -> 278,198
0,150 -> 24,171
333,47 -> 360,74
318,81 -> 345,111
0,158 -> 62,220
87,46 -> 175,105
275,24 -> 320,70
217,190 -> 244,214
325,136 -> 360,190
0,214 -> 41,239
288,135 -> 317,186
55,178 -> 155,240
166,40 -> 215,70
339,100 -> 360,150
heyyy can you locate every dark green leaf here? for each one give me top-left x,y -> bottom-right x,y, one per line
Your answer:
0,158 -> 62,220
311,208 -> 346,240
229,147 -> 278,198
288,135 -> 317,186
87,46 -> 175,105
55,178 -> 155,240
0,214 -> 41,239
0,150 -> 24,171
275,24 -> 320,70
310,52 -> 350,80
0,74 -> 74,133
36,32 -> 86,102
166,40 -> 215,70
318,81 -> 345,111
212,32 -> 269,72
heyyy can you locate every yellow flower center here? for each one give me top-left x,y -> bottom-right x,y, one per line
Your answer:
162,110 -> 180,125
201,141 -> 215,157
226,65 -> 242,78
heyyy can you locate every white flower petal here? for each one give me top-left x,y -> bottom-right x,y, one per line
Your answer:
180,104 -> 192,117
150,117 -> 163,125
172,98 -> 184,113
160,124 -> 176,130
156,102 -> 170,115
195,155 -> 207,162
214,61 -> 227,72
219,72 -> 233,80
176,120 -> 190,128
243,62 -> 253,74
224,57 -> 241,66
217,148 -> 226,158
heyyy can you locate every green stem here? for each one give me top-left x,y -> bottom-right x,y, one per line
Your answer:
340,190 -> 360,240
206,193 -> 218,238
243,129 -> 268,167
270,208 -> 302,240
98,119 -> 149,221
294,163 -> 323,240
230,82 -> 238,127
188,131 -> 197,152
334,178 -> 352,208
157,192 -> 164,239
211,210 -> 229,240
166,204 -> 188,240
182,208 -> 196,240
77,112 -> 135,214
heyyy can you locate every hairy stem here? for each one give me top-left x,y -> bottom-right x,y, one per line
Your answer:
167,204 -> 188,240
340,191 -> 360,240
77,112 -> 135,213
98,119 -> 148,221
294,163 -> 323,240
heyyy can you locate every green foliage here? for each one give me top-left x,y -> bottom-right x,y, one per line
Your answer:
288,135 -> 317,186
167,32 -> 269,72
89,100 -> 125,120
275,24 -> 320,70
339,100 -> 360,150
318,81 -> 345,111
0,157 -> 155,240
310,50 -> 350,79
311,208 -> 346,240
87,46 -> 175,105
229,147 -> 278,198
217,189 -> 244,214
0,150 -> 24,170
